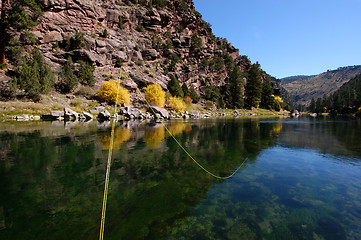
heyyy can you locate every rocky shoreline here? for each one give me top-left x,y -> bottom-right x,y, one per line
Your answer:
8,104 -> 289,122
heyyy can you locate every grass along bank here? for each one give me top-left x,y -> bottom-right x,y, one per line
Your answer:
0,96 -> 289,120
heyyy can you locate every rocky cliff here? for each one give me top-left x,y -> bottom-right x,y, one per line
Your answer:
3,0 -> 255,98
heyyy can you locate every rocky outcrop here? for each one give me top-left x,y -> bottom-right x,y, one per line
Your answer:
18,0 -> 254,98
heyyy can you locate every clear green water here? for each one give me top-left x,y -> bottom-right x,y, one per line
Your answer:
0,117 -> 361,239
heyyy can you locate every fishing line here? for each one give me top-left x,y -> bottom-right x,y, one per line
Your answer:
120,67 -> 248,180
98,69 -> 123,240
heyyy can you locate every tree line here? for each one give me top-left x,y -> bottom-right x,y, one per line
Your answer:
167,58 -> 289,111
308,74 -> 361,115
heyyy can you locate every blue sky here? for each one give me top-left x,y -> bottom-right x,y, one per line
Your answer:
193,0 -> 361,79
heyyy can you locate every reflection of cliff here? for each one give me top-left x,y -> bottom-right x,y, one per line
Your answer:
0,119 -> 283,240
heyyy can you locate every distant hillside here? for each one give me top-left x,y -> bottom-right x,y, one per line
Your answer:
308,74 -> 361,114
280,75 -> 315,84
280,66 -> 361,106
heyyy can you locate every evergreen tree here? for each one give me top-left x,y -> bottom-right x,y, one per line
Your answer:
78,61 -> 95,86
167,75 -> 183,97
17,48 -> 54,100
189,84 -> 200,103
309,98 -> 316,112
181,83 -> 189,97
228,65 -> 244,108
57,58 -> 78,93
1,0 -> 43,64
260,78 -> 274,109
245,63 -> 262,108
315,98 -> 323,113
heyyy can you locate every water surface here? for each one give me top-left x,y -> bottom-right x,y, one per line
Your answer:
0,117 -> 361,239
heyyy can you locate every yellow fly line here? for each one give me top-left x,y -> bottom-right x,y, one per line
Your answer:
120,66 -> 248,180
98,69 -> 123,240
99,67 -> 248,240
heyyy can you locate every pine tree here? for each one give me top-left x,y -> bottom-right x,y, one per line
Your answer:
189,84 -> 200,103
181,83 -> 189,97
309,98 -> 316,112
260,78 -> 274,109
57,58 -> 78,93
167,75 -> 183,97
228,65 -> 244,108
315,98 -> 323,113
1,0 -> 43,64
17,48 -> 54,100
245,63 -> 262,108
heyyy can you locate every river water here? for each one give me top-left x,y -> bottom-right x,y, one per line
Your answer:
0,117 -> 361,239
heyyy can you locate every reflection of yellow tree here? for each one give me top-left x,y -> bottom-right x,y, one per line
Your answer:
271,124 -> 283,136
144,126 -> 165,148
101,127 -> 131,150
167,122 -> 186,136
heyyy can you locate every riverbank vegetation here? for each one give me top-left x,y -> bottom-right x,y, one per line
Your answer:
308,74 -> 361,116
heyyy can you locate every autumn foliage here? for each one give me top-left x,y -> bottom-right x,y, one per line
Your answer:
167,96 -> 186,112
144,84 -> 165,107
98,80 -> 130,105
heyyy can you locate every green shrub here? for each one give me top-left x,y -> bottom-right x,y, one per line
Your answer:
0,78 -> 18,100
136,24 -> 145,32
8,46 -> 24,64
16,48 -> 54,100
63,32 -> 85,51
214,57 -> 225,71
57,59 -> 78,93
118,16 -> 124,29
115,59 -> 123,68
78,61 -> 95,86
102,28 -> 108,38
191,33 -> 202,51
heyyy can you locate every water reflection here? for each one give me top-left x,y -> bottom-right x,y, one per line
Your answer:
144,124 -> 165,149
99,127 -> 131,150
0,118 -> 360,239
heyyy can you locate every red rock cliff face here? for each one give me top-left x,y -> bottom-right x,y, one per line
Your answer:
17,0 -> 254,95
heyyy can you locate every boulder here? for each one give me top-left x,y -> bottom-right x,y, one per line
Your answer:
130,50 -> 143,62
96,39 -> 107,48
51,110 -> 64,118
149,106 -> 169,119
142,49 -> 158,60
119,105 -> 143,119
64,107 -> 78,120
107,39 -> 122,49
112,51 -> 128,62
190,111 -> 199,118
98,110 -> 111,120
43,31 -> 63,43
81,111 -> 93,120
